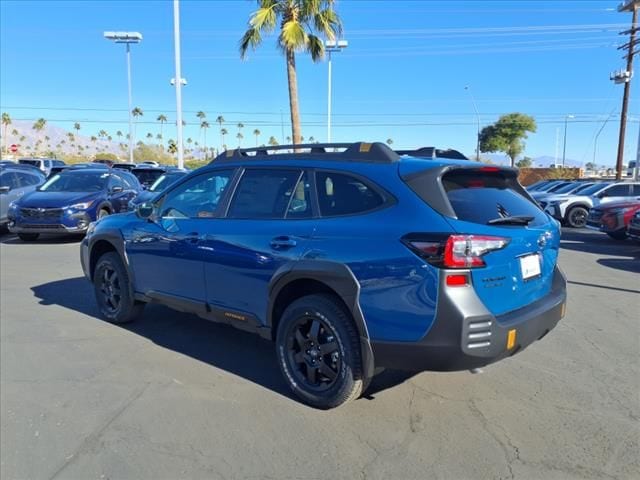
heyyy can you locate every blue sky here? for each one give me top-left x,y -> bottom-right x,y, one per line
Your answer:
1,0 -> 638,166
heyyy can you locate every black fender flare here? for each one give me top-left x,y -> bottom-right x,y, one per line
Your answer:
88,230 -> 136,300
268,260 -> 375,379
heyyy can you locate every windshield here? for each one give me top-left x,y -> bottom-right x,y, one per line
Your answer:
39,172 -> 109,192
149,172 -> 184,192
577,183 -> 612,196
553,182 -> 587,194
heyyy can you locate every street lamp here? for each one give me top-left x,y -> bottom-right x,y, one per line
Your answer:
325,39 -> 348,143
464,85 -> 481,161
104,31 -> 142,164
562,114 -> 575,167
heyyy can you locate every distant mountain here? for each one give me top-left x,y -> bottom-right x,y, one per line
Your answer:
2,120 -> 142,158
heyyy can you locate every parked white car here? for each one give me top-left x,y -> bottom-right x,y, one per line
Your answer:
542,182 -> 640,228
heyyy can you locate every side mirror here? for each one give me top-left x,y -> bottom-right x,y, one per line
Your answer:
0,186 -> 10,194
110,186 -> 123,194
136,202 -> 154,219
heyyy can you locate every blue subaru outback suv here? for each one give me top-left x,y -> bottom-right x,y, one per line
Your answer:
80,142 -> 566,408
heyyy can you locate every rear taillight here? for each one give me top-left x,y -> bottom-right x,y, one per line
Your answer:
443,235 -> 509,268
404,234 -> 509,269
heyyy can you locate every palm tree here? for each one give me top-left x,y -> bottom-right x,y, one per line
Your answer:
98,129 -> 108,140
131,107 -> 143,146
196,111 -> 206,121
240,0 -> 341,145
90,136 -> 97,143
386,138 -> 393,146
253,128 -> 261,146
156,114 -> 167,147
308,136 -> 315,143
268,136 -> 279,146
116,130 -> 123,142
220,128 -> 228,149
186,137 -> 193,156
108,136 -> 112,142
11,128 -> 18,136
2,112 -> 11,153
74,122 -> 81,138
236,132 -> 244,147
146,132 -> 153,142
201,121 -> 210,159
215,115 -> 225,149
32,118 -> 47,153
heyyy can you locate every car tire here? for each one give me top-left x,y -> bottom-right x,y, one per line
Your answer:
566,206 -> 589,228
98,209 -> 110,220
276,294 -> 368,409
93,252 -> 144,324
607,230 -> 628,241
18,233 -> 40,241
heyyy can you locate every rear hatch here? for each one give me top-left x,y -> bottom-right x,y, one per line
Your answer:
402,165 -> 560,316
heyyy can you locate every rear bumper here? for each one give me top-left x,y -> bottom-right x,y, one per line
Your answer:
371,266 -> 567,372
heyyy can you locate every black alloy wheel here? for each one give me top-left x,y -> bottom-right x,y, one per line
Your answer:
98,264 -> 122,315
286,316 -> 342,392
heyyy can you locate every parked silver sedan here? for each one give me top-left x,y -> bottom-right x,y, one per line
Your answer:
0,165 -> 46,228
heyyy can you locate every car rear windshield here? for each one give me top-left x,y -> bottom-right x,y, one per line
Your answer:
39,171 -> 108,192
19,160 -> 41,167
440,171 -> 548,226
133,169 -> 164,186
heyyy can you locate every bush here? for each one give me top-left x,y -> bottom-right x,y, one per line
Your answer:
94,152 -> 119,161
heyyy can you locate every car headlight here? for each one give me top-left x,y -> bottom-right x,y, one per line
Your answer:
69,200 -> 95,210
7,201 -> 19,216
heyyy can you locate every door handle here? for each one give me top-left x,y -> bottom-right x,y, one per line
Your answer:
270,236 -> 297,249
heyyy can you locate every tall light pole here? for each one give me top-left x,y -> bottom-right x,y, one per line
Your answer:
173,0 -> 185,169
104,31 -> 142,164
326,40 -> 348,143
562,114 -> 575,167
464,85 -> 480,161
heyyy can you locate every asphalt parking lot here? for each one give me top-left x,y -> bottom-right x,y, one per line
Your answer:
1,228 -> 638,480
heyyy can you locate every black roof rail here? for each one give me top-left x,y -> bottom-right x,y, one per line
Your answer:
213,142 -> 400,164
395,147 -> 469,161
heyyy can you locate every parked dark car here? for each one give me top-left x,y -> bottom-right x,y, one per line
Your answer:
586,200 -> 640,240
7,168 -> 142,241
131,166 -> 166,189
1,164 -> 46,228
80,142 -> 566,409
128,170 -> 189,210
112,163 -> 137,172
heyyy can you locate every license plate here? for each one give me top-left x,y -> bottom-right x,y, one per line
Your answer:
520,254 -> 541,280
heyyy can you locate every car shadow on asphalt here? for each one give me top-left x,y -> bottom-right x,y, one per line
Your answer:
0,233 -> 84,245
30,276 -> 413,404
560,228 -> 640,260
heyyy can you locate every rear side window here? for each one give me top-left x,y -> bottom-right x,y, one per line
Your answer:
410,170 -> 547,226
316,171 -> 384,216
228,169 -> 301,219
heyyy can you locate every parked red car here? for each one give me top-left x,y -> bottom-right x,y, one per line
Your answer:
586,200 -> 640,240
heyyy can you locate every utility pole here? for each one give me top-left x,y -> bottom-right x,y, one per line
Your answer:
613,0 -> 639,180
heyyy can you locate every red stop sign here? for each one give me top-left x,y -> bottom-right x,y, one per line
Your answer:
10,144 -> 18,153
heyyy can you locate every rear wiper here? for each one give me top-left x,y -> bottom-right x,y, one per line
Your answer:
487,215 -> 534,226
